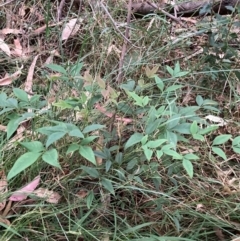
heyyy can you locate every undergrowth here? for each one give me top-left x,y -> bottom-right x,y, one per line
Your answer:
0,0 -> 240,240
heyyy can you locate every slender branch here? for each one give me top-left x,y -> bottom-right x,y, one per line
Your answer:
116,0 -> 132,84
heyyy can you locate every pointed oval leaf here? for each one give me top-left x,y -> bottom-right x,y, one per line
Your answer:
124,133 -> 143,150
69,129 -> 84,138
7,152 -> 42,180
165,85 -> 183,92
42,149 -> 61,169
19,141 -> 44,152
13,88 -> 29,102
101,178 -> 115,195
233,147 -> 240,154
46,131 -> 66,148
212,134 -> 232,146
183,159 -> 193,178
190,121 -> 198,135
198,125 -> 218,135
196,95 -> 203,106
232,136 -> 240,146
79,146 -> 96,165
82,124 -> 105,134
142,146 -> 153,161
66,143 -> 79,154
45,64 -> 67,75
162,149 -> 183,159
184,153 -> 199,160
7,118 -> 21,139
192,134 -> 204,141
80,136 -> 98,145
146,139 -> 167,148
86,190 -> 94,209
81,166 -> 99,178
212,147 -> 227,160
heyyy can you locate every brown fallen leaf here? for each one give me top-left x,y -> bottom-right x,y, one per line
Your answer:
0,28 -> 23,35
76,189 -> 88,199
0,216 -> 10,226
231,237 -> 240,241
0,171 -> 7,212
0,67 -> 22,86
25,55 -> 39,95
33,188 -> 61,204
12,37 -> 24,57
0,125 -> 7,131
61,18 -> 82,41
215,228 -> 224,241
0,37 -> 11,56
44,50 -> 61,65
9,176 -> 40,202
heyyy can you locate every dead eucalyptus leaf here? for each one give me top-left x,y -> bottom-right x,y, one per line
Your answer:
0,38 -> 11,56
0,171 -> 7,211
0,68 -> 22,86
33,188 -> 61,204
61,18 -> 82,41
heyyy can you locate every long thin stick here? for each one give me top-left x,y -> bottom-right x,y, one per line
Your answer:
116,0 -> 132,84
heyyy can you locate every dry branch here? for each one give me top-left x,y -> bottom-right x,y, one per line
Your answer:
132,0 -> 240,17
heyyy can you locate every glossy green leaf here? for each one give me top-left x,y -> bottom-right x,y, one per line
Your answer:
66,143 -> 79,154
52,100 -> 72,109
212,134 -> 232,145
81,166 -> 99,178
81,136 -> 98,145
142,96 -> 149,106
190,121 -> 198,135
167,114 -> 181,129
232,136 -> 240,146
7,118 -> 21,139
192,134 -> 204,141
125,133 -> 143,150
86,190 -> 94,209
174,71 -> 189,77
105,160 -> 112,172
45,63 -> 67,75
37,125 -> 67,135
198,125 -> 218,135
212,147 -> 227,160
165,85 -> 183,92
156,150 -> 163,159
127,91 -> 143,105
146,139 -> 167,148
166,66 -> 174,76
101,178 -> 115,195
141,135 -> 148,145
42,149 -> 61,169
196,95 -> 203,106
7,152 -> 42,180
46,131 -> 66,148
162,149 -> 182,159
13,88 -> 29,102
172,123 -> 191,134
155,76 -> 164,91
184,153 -> 199,160
19,141 -> 44,152
68,129 -> 84,138
233,147 -> 240,154
183,159 -> 193,178
83,124 -> 105,133
142,145 -> 153,161
79,146 -> 96,165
